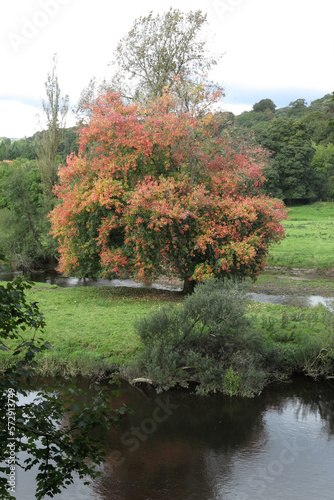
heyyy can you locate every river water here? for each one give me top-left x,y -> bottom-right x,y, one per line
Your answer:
8,378 -> 334,500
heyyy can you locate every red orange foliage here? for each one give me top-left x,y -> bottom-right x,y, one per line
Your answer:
50,91 -> 287,286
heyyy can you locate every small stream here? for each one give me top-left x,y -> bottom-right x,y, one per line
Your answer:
248,292 -> 334,310
1,271 -> 333,309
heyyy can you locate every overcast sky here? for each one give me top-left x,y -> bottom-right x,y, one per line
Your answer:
1,0 -> 333,138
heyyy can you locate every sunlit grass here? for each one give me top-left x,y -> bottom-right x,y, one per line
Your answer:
0,284 -> 182,377
267,202 -> 334,269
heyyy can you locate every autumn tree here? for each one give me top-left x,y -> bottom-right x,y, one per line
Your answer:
50,90 -> 287,293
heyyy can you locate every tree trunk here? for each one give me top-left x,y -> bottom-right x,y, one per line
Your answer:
183,278 -> 196,295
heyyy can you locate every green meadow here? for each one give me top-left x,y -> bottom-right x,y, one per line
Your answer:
1,281 -> 333,383
0,284 -> 183,377
267,202 -> 334,269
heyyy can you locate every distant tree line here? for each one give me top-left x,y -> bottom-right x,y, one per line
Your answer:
233,93 -> 334,204
2,93 -> 333,207
0,127 -> 79,163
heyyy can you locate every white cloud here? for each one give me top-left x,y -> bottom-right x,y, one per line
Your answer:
0,100 -> 41,138
222,103 -> 252,115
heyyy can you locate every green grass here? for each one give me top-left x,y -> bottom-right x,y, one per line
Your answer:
247,301 -> 334,379
267,202 -> 334,269
0,284 -> 182,377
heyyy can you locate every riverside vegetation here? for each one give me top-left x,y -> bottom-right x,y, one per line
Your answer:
1,202 -> 334,396
0,10 -> 333,397
1,10 -> 333,498
1,253 -> 334,398
2,201 -> 334,499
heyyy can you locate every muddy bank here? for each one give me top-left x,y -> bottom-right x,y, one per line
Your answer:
253,267 -> 334,297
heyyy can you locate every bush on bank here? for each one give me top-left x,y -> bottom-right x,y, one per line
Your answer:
1,280 -> 333,395
132,280 -> 334,396
133,280 -> 267,396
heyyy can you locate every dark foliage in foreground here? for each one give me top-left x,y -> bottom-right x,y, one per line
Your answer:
0,269 -> 127,499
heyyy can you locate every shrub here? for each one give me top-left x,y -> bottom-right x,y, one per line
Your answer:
133,279 -> 267,396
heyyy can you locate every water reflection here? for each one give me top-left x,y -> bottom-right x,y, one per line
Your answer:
4,378 -> 334,499
90,379 -> 334,500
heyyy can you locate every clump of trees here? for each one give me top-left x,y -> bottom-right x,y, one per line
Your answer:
0,158 -> 49,270
0,9 -> 332,272
0,57 -> 79,271
0,137 -> 37,161
235,94 -> 334,204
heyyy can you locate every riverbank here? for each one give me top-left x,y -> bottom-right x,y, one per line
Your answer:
0,280 -> 333,389
0,284 -> 183,377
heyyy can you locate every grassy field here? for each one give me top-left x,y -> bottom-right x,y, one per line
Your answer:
0,284 -> 182,377
1,280 -> 333,381
247,300 -> 334,380
267,202 -> 334,269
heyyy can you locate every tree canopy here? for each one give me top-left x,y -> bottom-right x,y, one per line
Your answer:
76,8 -> 223,118
110,8 -> 221,101
50,90 -> 287,291
253,98 -> 276,114
257,118 -> 317,203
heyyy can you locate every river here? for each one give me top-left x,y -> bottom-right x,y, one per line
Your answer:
7,377 -> 334,500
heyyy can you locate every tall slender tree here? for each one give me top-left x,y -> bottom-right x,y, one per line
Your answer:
111,9 -> 221,101
37,54 -> 69,205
